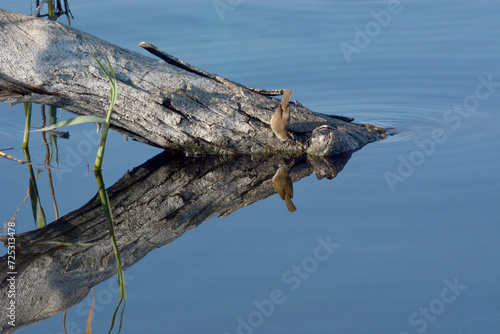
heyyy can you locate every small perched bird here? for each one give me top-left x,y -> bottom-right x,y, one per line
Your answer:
272,165 -> 297,212
271,89 -> 293,140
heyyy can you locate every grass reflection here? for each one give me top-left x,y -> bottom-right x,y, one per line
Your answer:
41,105 -> 60,219
3,2 -> 126,332
94,170 -> 127,333
22,147 -> 47,228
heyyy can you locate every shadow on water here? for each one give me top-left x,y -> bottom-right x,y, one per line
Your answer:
0,149 -> 353,333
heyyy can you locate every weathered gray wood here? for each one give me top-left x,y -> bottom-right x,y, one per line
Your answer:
0,152 -> 351,333
0,9 -> 385,155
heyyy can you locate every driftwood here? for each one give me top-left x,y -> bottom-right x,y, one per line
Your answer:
0,9 -> 385,155
0,151 -> 352,333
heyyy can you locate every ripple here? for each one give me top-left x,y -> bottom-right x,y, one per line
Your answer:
330,104 -> 446,144
343,104 -> 498,157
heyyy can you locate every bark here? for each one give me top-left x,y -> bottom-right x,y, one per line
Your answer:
0,9 -> 385,156
0,151 -> 352,333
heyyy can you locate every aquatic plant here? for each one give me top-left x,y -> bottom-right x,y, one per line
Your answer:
35,50 -> 117,171
32,51 -> 126,332
95,171 -> 126,333
33,0 -> 74,24
92,52 -> 117,172
23,148 -> 47,228
22,103 -> 32,149
13,4 -> 125,332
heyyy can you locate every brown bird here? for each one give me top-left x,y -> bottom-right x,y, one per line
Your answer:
271,89 -> 293,140
272,165 -> 297,212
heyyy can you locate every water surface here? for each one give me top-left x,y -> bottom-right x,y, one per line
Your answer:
0,1 -> 499,333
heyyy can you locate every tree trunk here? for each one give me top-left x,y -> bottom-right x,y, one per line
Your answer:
0,10 -> 385,155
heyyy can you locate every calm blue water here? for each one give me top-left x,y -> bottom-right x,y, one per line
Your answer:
1,1 -> 499,333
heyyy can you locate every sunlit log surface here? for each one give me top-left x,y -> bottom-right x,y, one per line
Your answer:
0,151 -> 352,333
0,9 -> 385,156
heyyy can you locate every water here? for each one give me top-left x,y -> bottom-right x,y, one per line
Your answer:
0,1 -> 499,333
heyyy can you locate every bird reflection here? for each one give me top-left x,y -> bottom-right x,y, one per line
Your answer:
271,89 -> 293,140
272,165 -> 297,212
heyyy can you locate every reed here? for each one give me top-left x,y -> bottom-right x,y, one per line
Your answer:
34,50 -> 116,171
92,52 -> 117,171
29,50 -> 125,331
22,103 -> 32,149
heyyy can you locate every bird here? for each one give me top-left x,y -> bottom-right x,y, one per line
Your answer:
272,165 -> 297,212
271,89 -> 293,140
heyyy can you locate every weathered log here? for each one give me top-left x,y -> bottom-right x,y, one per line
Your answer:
0,151 -> 352,333
0,9 -> 385,155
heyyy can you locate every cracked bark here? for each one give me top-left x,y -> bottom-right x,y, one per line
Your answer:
0,9 -> 385,155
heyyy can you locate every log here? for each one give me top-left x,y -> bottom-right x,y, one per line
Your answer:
0,9 -> 385,156
0,151 -> 352,332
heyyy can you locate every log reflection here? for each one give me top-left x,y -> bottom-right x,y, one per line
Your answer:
0,151 -> 352,332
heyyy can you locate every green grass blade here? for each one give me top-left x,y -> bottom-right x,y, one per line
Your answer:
22,103 -> 32,149
91,51 -> 118,171
47,0 -> 53,19
32,116 -> 106,132
91,52 -> 113,82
